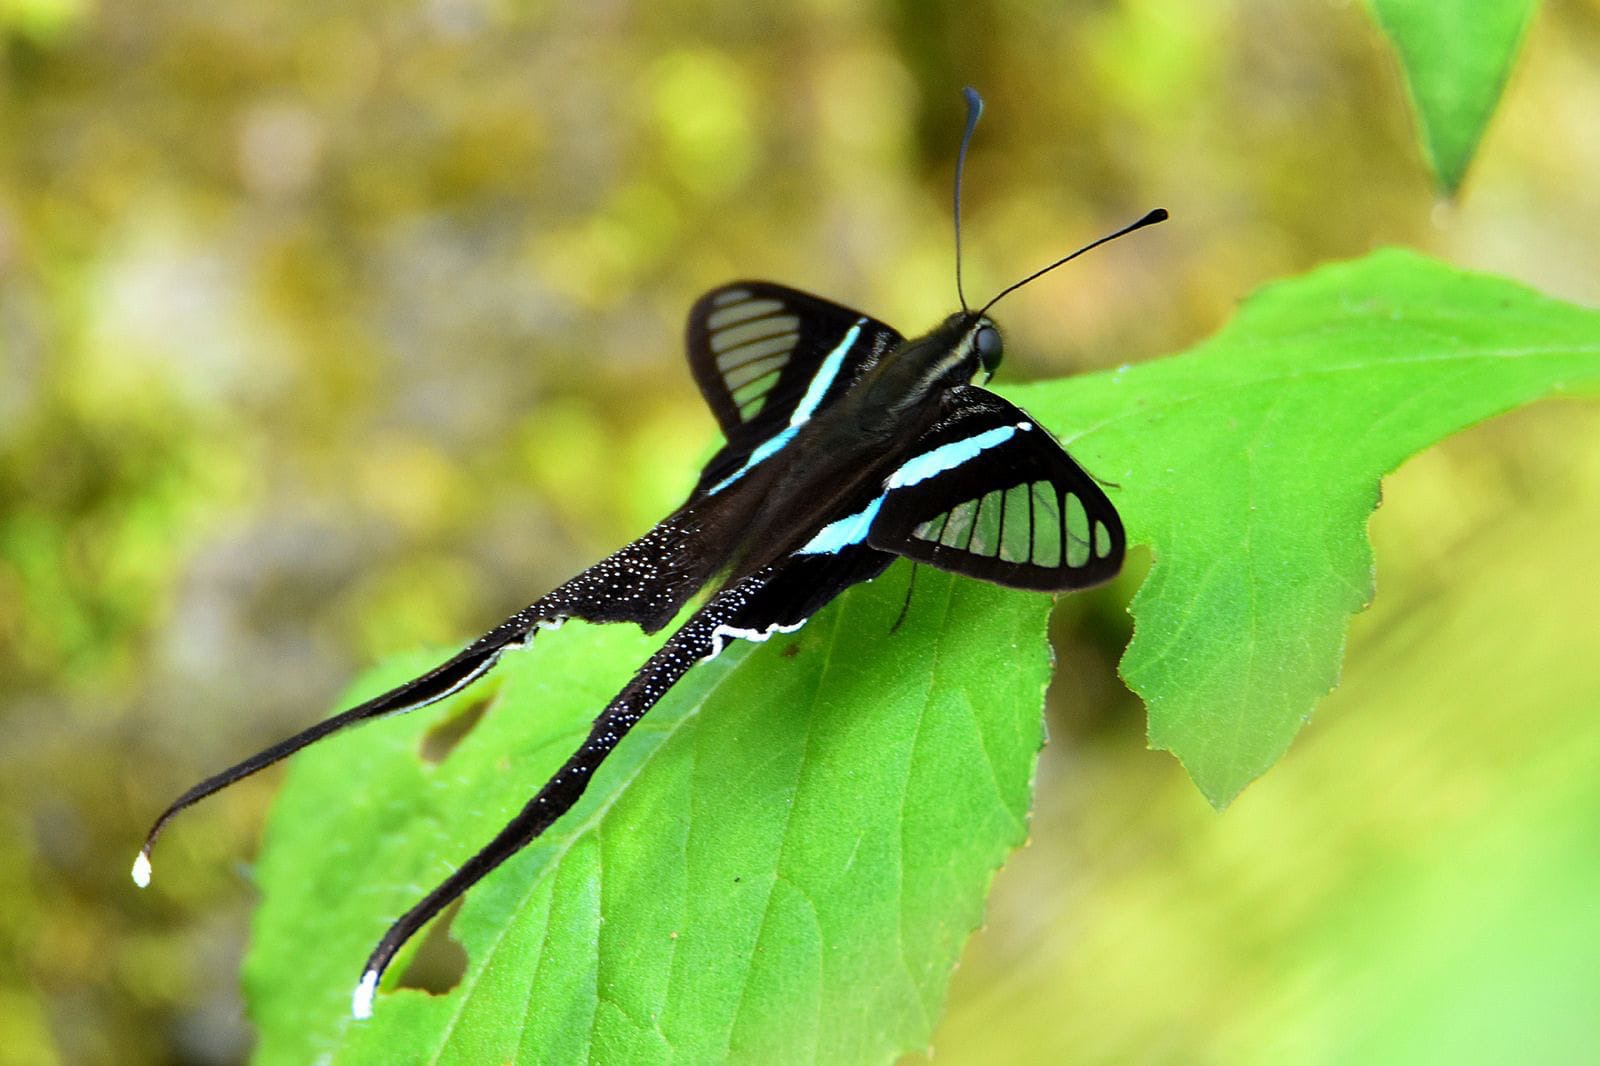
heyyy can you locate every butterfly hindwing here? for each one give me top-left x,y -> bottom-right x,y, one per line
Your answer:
687,283 -> 901,495
864,386 -> 1124,591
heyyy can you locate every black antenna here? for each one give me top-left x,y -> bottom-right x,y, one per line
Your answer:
978,207 -> 1168,316
953,87 -> 984,312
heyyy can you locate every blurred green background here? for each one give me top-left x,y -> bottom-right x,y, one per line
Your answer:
3,1 -> 1599,1063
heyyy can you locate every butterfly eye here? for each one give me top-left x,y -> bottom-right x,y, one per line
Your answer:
974,324 -> 1003,373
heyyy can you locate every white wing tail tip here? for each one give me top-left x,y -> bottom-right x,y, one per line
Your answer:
131,851 -> 152,889
352,971 -> 379,1019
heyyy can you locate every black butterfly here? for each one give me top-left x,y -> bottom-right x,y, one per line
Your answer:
133,89 -> 1164,1019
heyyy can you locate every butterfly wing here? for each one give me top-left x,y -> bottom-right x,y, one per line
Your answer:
862,387 -> 1124,591
686,282 -> 902,495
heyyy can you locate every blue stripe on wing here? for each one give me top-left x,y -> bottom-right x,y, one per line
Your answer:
705,321 -> 865,495
795,420 -> 1026,556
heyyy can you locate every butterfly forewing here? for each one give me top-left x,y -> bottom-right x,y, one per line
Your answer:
867,387 -> 1123,591
687,283 -> 901,496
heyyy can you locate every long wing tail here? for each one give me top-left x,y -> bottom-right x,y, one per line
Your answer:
133,513 -> 711,889
349,544 -> 892,1018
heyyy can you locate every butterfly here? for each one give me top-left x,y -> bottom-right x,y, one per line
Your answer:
133,89 -> 1164,1020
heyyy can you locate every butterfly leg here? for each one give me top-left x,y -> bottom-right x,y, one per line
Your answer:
134,515 -> 709,889
349,565 -> 790,1018
888,561 -> 920,634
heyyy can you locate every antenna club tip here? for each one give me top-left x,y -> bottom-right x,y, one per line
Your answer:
1144,207 -> 1169,225
352,970 -> 379,1020
131,851 -> 152,889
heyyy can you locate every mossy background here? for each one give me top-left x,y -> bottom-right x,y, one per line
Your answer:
2,2 -> 1598,1063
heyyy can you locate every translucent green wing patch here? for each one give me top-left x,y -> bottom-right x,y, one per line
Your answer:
704,290 -> 802,421
909,479 -> 1116,570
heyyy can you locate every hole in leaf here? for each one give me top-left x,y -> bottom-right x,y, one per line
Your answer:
395,898 -> 467,996
418,694 -> 492,764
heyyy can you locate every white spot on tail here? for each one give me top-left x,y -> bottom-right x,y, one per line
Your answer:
705,619 -> 808,661
131,851 -> 152,889
352,970 -> 379,1019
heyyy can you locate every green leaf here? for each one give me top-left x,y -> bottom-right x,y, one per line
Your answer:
244,567 -> 1051,1064
245,249 -> 1600,1059
1367,0 -> 1537,193
1012,248 -> 1600,807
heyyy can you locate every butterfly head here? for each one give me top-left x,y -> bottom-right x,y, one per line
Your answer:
947,313 -> 1003,384
973,319 -> 1003,379
912,311 -> 1004,392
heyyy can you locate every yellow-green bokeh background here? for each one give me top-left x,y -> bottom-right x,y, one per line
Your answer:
3,2 -> 1599,1063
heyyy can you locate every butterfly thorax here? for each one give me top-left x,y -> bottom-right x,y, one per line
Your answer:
849,312 -> 995,432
